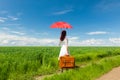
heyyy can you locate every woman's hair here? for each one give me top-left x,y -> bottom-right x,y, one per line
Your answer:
60,30 -> 66,41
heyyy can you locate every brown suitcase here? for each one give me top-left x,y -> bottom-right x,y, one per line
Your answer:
59,55 -> 75,69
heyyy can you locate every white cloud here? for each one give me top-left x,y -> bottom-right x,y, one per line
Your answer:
80,39 -> 104,46
96,0 -> 120,11
8,16 -> 19,21
4,23 -> 21,26
0,27 -> 25,35
35,32 -> 49,36
0,10 -> 20,23
53,9 -> 73,15
0,32 -> 120,46
68,36 -> 79,40
0,27 -> 120,46
109,38 -> 120,44
2,40 -> 9,44
68,36 -> 80,46
0,17 -> 7,23
68,38 -> 107,46
0,32 -> 58,46
87,31 -> 109,35
10,31 -> 25,35
1,28 -> 54,46
0,16 -> 19,23
2,27 -> 10,30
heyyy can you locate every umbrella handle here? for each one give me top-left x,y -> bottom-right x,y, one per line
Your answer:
61,28 -> 68,30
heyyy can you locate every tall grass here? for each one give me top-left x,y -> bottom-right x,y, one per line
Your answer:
44,55 -> 120,80
0,47 -> 59,80
0,47 -> 120,80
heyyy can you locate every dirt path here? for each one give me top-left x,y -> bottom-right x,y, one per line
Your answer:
35,66 -> 120,80
96,66 -> 120,80
35,65 -> 83,80
35,74 -> 54,80
35,70 -> 61,80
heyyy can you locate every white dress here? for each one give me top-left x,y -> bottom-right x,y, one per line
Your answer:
58,38 -> 69,60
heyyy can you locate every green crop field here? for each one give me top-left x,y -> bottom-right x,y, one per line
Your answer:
0,46 -> 120,80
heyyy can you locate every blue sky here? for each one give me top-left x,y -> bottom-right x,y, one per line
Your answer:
0,0 -> 120,46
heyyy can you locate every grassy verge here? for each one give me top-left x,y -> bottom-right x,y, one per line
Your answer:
44,55 -> 120,80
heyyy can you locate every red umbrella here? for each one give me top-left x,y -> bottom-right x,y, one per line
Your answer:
50,21 -> 72,29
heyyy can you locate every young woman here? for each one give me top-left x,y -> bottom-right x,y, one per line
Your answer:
58,30 -> 69,60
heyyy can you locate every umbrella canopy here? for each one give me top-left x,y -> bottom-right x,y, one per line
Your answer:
50,21 -> 72,29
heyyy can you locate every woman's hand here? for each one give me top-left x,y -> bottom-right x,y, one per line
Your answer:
65,53 -> 69,56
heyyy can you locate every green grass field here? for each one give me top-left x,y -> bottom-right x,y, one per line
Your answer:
0,46 -> 120,80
